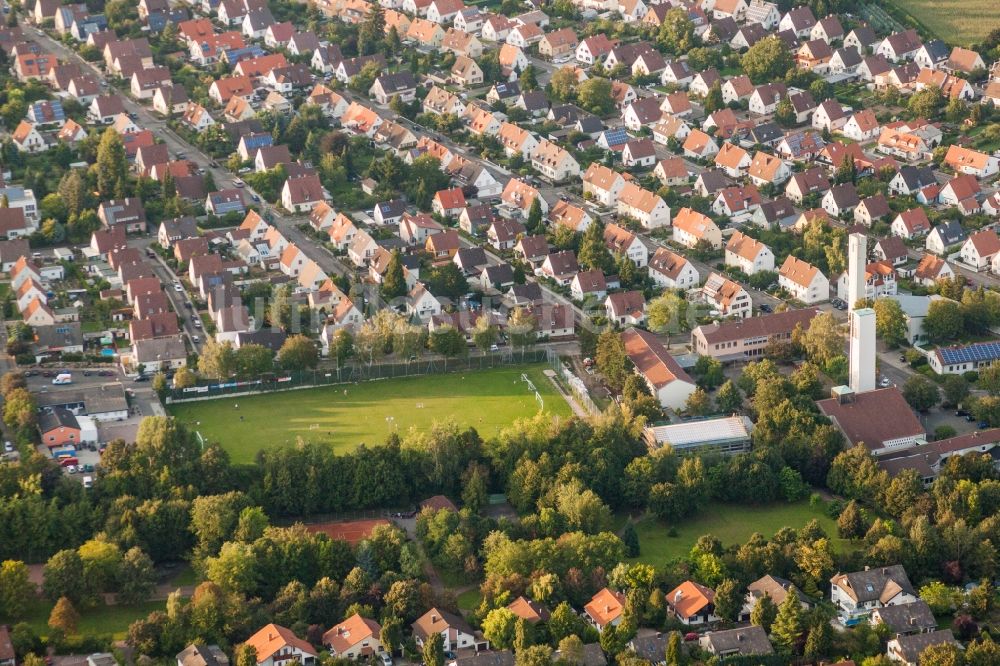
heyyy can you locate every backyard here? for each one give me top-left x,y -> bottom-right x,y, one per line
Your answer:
629,499 -> 845,566
8,598 -> 167,640
169,364 -> 572,463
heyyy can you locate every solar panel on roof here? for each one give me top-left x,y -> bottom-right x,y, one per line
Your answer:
940,342 -> 1000,365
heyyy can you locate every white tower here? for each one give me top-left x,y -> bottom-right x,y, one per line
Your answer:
849,307 -> 876,393
847,232 -> 867,310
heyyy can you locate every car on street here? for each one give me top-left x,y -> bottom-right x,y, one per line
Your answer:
134,375 -> 149,382
193,319 -> 202,328
980,421 -> 990,429
879,377 -> 891,387
251,194 -> 260,202
192,335 -> 201,343
174,283 -> 183,292
956,410 -> 970,417
98,370 -> 114,376
233,178 -> 245,187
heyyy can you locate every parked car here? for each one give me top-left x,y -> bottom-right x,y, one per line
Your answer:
759,303 -> 772,313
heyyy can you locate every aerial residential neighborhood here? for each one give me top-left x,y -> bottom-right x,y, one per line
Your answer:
1,0 -> 1000,665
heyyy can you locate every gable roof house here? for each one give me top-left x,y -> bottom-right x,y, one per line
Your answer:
939,173 -> 981,212
673,207 -> 721,250
888,630 -> 961,666
623,327 -> 697,410
539,250 -> 579,286
779,255 -> 828,304
369,71 -> 417,105
667,581 -> 717,625
891,207 -> 931,239
649,246 -> 699,290
926,220 -> 967,256
725,231 -> 774,275
411,609 -> 480,651
877,29 -> 922,63
961,229 -> 1000,271
322,614 -> 384,659
701,272 -> 752,318
243,624 -> 317,666
944,145 -> 1000,179
281,174 -> 326,213
617,183 -> 670,229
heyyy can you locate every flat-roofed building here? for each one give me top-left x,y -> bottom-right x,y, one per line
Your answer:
644,415 -> 754,455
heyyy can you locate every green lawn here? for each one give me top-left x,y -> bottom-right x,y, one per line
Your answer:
6,598 -> 167,639
629,500 -> 846,566
169,365 -> 571,463
457,588 -> 482,611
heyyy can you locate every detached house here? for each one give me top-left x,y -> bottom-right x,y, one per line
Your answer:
667,581 -> 718,625
584,588 -> 626,631
244,624 -> 317,666
672,207 -> 721,250
961,229 -> 1000,271
891,208 -> 931,239
725,231 -> 774,275
830,565 -> 916,623
281,174 -> 325,213
779,255 -> 828,304
623,328 -> 697,410
649,247 -> 699,289
617,184 -> 670,229
944,145 -> 999,179
582,163 -> 625,207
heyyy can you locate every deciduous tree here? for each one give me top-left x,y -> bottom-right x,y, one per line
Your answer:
277,335 -> 318,371
48,597 -> 79,634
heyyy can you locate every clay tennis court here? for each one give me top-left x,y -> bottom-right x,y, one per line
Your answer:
304,518 -> 391,544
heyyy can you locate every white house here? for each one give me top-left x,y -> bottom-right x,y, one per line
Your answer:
725,231 -> 774,275
779,255 -> 828,304
622,328 -> 697,411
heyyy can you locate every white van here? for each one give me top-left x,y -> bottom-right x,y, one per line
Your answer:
52,373 -> 73,385
82,475 -> 93,489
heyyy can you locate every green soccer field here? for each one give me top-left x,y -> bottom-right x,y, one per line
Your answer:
169,365 -> 572,463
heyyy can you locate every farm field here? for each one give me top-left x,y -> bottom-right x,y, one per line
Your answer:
888,0 -> 999,46
169,365 -> 571,463
629,500 -> 845,566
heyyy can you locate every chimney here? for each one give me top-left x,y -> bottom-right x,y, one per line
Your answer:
737,633 -> 744,642
882,568 -> 888,575
674,590 -> 683,602
432,615 -> 439,623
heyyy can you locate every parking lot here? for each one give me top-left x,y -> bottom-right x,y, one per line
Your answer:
28,366 -> 160,481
